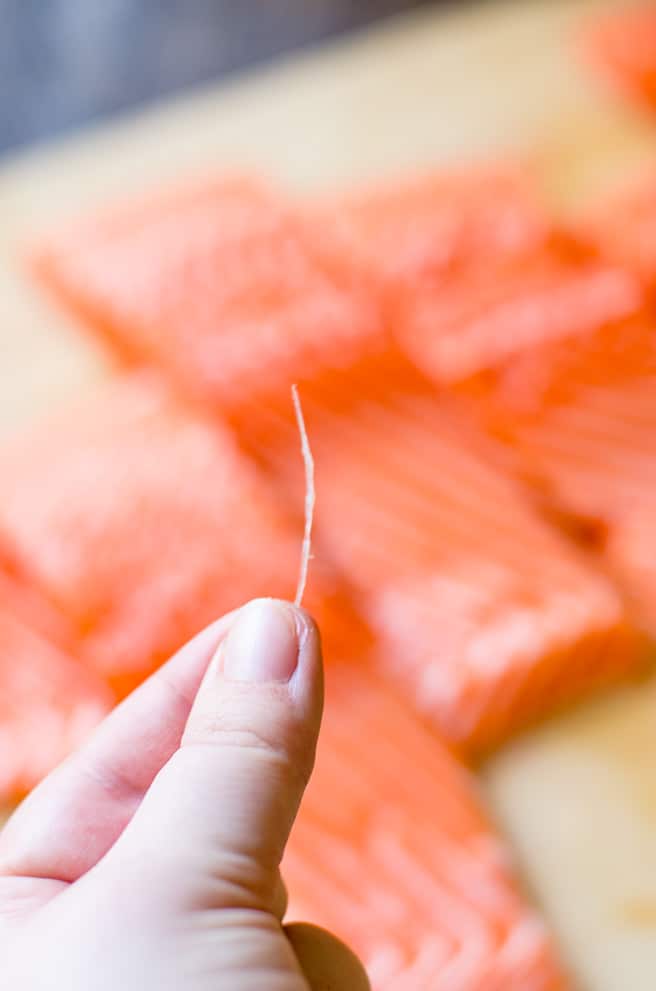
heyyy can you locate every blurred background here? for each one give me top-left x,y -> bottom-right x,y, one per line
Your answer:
0,0 -> 438,153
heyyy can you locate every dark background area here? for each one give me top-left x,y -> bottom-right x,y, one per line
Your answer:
0,0 -> 444,155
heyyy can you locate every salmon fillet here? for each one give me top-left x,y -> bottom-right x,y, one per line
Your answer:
31,165 -> 638,431
398,254 -> 643,387
605,505 -> 656,632
0,373 -> 354,697
364,182 -> 655,638
284,663 -> 570,990
239,363 -> 644,755
454,313 -> 656,636
31,176 -> 384,416
581,167 -> 656,294
0,533 -> 77,648
313,166 -> 559,292
582,5 -> 656,109
29,166 -> 591,431
0,607 -> 111,801
311,168 -> 642,376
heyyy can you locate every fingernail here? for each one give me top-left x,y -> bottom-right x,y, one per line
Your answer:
222,599 -> 300,683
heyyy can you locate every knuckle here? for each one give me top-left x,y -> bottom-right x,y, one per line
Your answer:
188,714 -> 314,788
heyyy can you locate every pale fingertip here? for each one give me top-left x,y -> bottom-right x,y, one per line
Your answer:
222,599 -> 300,683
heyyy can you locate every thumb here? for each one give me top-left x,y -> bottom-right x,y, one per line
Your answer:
101,598 -> 323,913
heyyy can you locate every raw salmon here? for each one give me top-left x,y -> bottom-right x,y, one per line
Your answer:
581,167 -> 656,294
398,254 -> 643,388
310,169 -> 643,390
31,176 -> 384,417
605,505 -> 656,632
582,5 -> 656,109
31,165 -> 636,432
284,663 -> 570,990
371,183 -> 656,639
0,532 -> 76,647
0,373 -> 355,697
314,165 -> 560,292
240,364 -> 644,755
0,607 -> 111,801
455,314 -> 656,636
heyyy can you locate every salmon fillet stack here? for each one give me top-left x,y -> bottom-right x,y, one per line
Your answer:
0,372 -> 356,702
0,607 -> 111,800
582,4 -> 656,110
284,664 -> 570,990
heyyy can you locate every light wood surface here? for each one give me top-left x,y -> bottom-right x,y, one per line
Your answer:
2,1 -> 656,987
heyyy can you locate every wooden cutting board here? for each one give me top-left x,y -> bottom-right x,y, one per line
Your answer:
2,1 -> 656,987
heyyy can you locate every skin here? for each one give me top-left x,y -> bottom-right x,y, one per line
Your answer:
0,598 -> 370,991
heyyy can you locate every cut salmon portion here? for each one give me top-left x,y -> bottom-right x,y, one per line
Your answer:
582,5 -> 656,109
312,168 -> 644,374
0,607 -> 111,802
581,168 -> 656,294
480,327 -> 656,512
31,176 -> 384,416
241,365 -> 644,755
284,664 -> 570,990
526,386 -> 656,638
606,506 -> 656,633
457,315 -> 656,636
31,166 -> 633,438
380,187 -> 656,639
0,373 -> 354,697
0,532 -> 77,649
398,254 -> 643,387
315,166 -> 567,291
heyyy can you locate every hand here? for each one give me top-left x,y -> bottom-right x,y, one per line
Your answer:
0,599 -> 369,990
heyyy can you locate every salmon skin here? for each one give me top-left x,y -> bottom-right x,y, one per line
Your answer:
284,663 -> 570,990
581,5 -> 656,110
0,372 -> 353,697
0,607 -> 111,802
30,176 -> 384,418
237,362 -> 644,756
